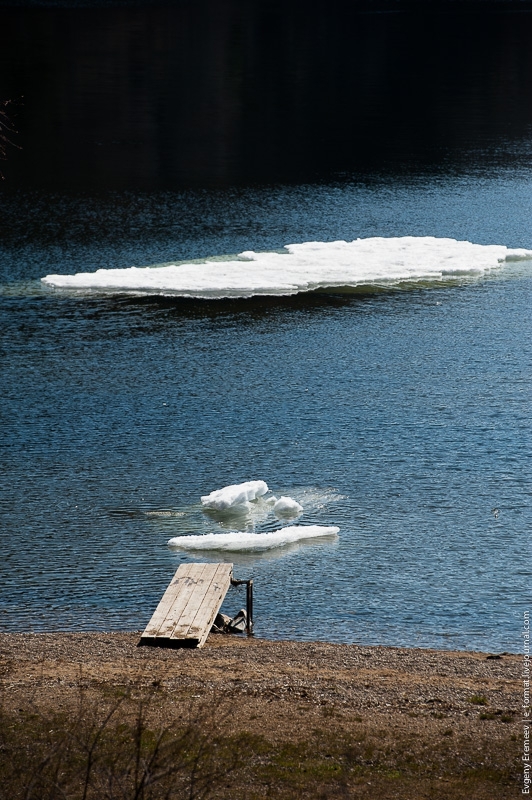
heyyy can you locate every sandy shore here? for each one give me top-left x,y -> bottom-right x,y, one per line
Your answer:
0,632 -> 521,798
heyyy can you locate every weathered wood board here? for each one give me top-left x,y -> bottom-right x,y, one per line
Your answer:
139,563 -> 233,649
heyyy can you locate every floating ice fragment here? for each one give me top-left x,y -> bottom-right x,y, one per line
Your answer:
41,237 -> 532,299
167,525 -> 339,552
273,496 -> 303,517
201,480 -> 268,511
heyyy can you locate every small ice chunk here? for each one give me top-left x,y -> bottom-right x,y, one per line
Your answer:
201,480 -> 268,511
273,496 -> 303,517
167,525 -> 340,552
265,495 -> 278,505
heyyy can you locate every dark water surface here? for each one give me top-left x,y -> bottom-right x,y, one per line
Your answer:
0,1 -> 530,651
3,0 -> 532,188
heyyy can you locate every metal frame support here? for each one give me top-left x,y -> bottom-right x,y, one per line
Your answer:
230,577 -> 254,635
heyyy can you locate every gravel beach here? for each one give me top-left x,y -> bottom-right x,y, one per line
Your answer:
0,633 -> 521,798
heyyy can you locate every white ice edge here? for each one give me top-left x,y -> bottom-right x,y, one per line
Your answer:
41,237 -> 532,298
167,525 -> 340,552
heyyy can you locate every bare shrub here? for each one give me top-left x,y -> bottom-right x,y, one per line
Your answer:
0,681 -> 243,800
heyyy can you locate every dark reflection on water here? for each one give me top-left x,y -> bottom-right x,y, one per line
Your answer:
2,0 -> 532,188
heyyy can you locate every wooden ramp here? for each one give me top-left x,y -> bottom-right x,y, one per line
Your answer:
139,563 -> 233,649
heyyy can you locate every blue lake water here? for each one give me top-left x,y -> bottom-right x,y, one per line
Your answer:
0,0 -> 530,652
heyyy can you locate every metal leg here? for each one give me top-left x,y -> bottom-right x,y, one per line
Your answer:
246,579 -> 253,635
231,577 -> 254,636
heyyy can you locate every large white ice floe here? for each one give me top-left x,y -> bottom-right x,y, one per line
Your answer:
40,237 -> 532,299
167,525 -> 339,552
201,480 -> 268,511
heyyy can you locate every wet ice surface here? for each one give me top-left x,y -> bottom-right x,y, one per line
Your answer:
273,497 -> 303,518
41,237 -> 532,298
169,482 -> 316,550
201,480 -> 269,511
167,525 -> 340,552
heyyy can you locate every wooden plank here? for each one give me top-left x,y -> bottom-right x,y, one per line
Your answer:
139,562 -> 234,649
172,563 -> 233,647
140,563 -> 201,640
190,564 -> 233,648
169,564 -> 226,641
154,563 -> 211,640
186,563 -> 232,638
140,564 -> 191,639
